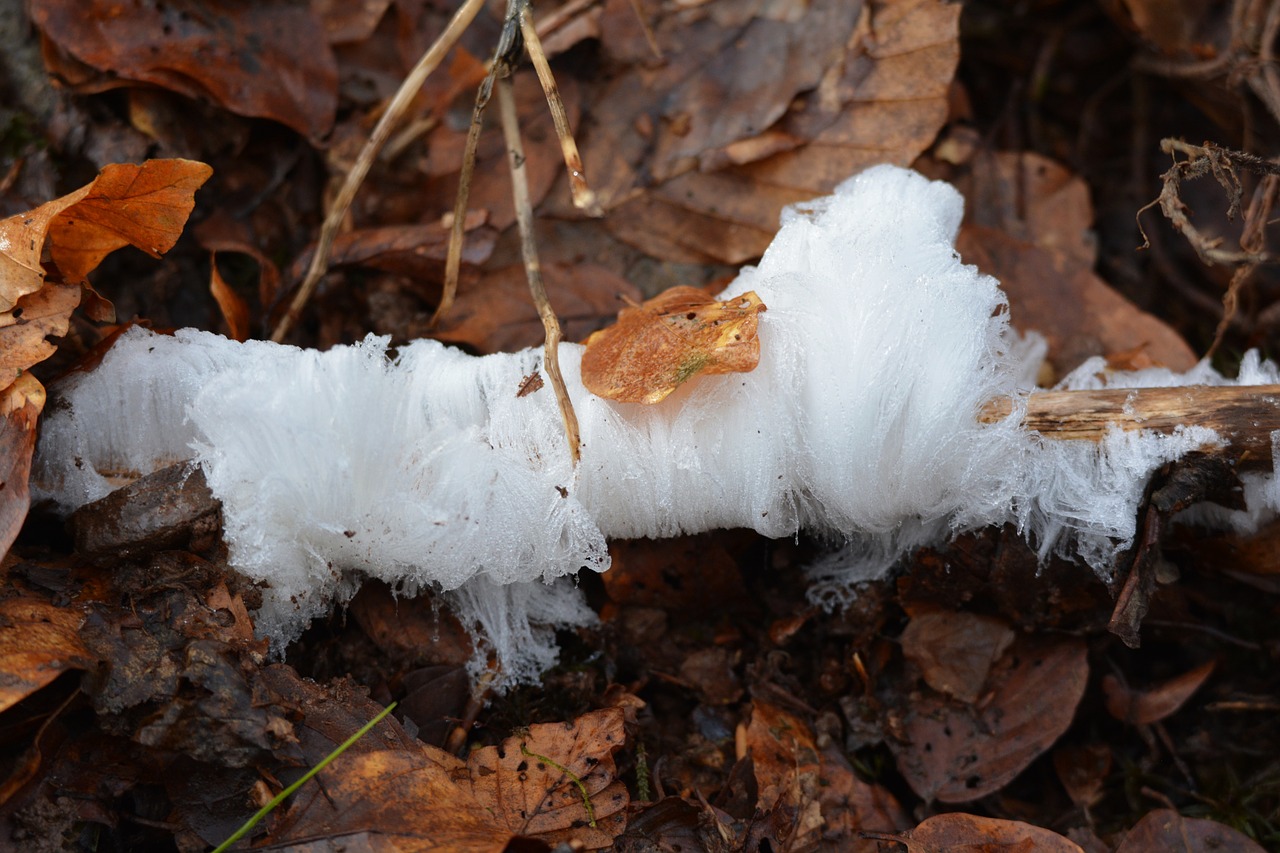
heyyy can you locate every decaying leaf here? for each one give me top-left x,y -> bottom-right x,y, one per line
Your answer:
892,635 -> 1089,802
0,374 -> 45,558
44,159 -> 214,286
581,286 -> 767,404
592,0 -> 960,264
1102,660 -> 1217,725
1115,808 -> 1266,853
0,594 -> 94,714
900,610 -> 1017,704
0,159 -> 213,386
886,812 -> 1086,852
271,746 -> 513,852
744,702 -> 824,848
32,1 -> 337,140
466,707 -> 630,849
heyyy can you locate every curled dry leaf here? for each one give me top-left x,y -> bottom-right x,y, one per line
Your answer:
208,255 -> 250,342
32,1 -> 337,140
593,0 -> 959,264
900,610 -> 1016,704
746,701 -> 821,818
888,812 -> 1085,852
0,283 -> 79,391
466,707 -> 630,849
44,159 -> 215,286
0,594 -> 95,714
891,635 -> 1089,803
1102,660 -> 1217,725
1116,809 -> 1267,853
0,374 -> 44,557
0,159 -> 213,386
271,746 -> 513,853
581,286 -> 767,404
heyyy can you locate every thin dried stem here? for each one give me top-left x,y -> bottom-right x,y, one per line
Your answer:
497,75 -> 581,465
519,4 -> 603,217
271,0 -> 486,343
431,0 -> 528,329
433,68 -> 499,329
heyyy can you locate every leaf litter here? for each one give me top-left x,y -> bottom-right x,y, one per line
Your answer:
2,0 -> 1280,850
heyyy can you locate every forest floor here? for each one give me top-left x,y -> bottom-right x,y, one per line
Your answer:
1,0 -> 1280,850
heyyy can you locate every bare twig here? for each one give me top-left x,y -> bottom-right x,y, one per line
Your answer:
271,0 -> 486,342
980,384 -> 1280,467
431,13 -> 521,330
497,75 -> 581,464
520,4 -> 602,217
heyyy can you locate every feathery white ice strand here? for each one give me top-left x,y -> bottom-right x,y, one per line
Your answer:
32,166 -> 1280,689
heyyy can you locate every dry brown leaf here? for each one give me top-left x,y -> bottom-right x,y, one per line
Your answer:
815,744 -> 910,852
0,159 -> 211,386
1102,661 -> 1216,725
890,812 -> 1085,852
0,282 -> 82,389
271,747 -> 513,852
591,0 -> 958,264
32,1 -> 337,140
433,262 -> 641,355
1115,809 -> 1266,853
1052,742 -> 1112,810
900,611 -> 1017,704
949,152 -> 1197,374
209,254 -> 250,342
466,707 -> 629,849
45,159 -> 214,286
0,595 -> 94,714
0,374 -> 45,559
892,635 -> 1089,803
744,702 -> 825,847
581,286 -> 766,404
0,188 -> 90,312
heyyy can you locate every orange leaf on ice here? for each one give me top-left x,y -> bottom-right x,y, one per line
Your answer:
580,286 -> 766,404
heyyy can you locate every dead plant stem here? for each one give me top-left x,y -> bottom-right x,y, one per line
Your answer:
497,76 -> 581,464
271,0 -> 486,342
519,4 -> 602,216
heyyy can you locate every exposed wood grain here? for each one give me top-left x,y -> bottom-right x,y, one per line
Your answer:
980,385 -> 1280,468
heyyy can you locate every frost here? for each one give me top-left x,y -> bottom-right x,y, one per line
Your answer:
31,166 -> 1280,689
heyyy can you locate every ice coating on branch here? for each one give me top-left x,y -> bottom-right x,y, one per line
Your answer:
31,166 -> 1280,688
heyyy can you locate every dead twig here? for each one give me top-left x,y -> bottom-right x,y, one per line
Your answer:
497,75 -> 581,463
520,4 -> 602,216
1136,138 -> 1280,357
980,384 -> 1280,467
430,2 -> 523,329
271,0 -> 486,342
434,0 -> 604,329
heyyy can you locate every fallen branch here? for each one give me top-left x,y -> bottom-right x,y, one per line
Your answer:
982,384 -> 1280,464
35,167 -> 1280,689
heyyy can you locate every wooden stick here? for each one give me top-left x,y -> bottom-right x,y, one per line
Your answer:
271,0 -> 486,343
497,76 -> 582,465
981,385 -> 1280,466
519,4 -> 602,216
